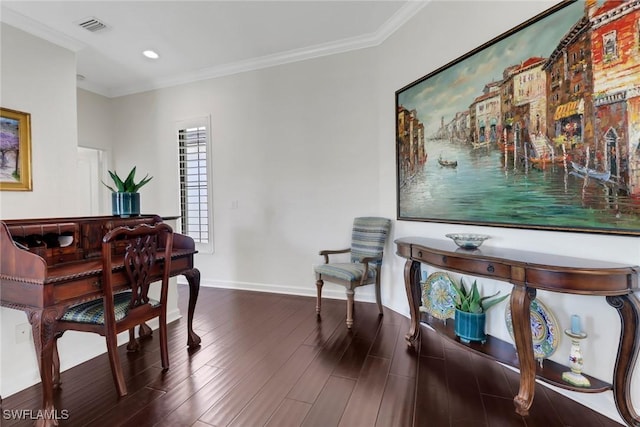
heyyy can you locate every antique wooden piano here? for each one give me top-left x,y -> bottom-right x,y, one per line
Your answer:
0,215 -> 201,427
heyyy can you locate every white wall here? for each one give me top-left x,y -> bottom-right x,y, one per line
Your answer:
108,49 -> 383,300
77,89 -> 114,153
0,24 -> 78,218
1,1 -> 639,423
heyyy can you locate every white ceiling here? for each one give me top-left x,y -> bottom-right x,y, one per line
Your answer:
1,1 -> 427,98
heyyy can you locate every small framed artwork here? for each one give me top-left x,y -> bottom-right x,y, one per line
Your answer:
0,107 -> 32,191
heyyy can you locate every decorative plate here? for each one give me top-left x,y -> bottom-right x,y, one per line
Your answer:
505,298 -> 560,361
420,272 -> 460,320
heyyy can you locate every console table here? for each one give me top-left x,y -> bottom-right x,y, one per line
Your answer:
395,237 -> 640,426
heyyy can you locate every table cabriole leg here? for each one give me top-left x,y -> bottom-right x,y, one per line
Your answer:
183,267 -> 201,349
28,308 -> 60,427
511,286 -> 536,416
606,294 -> 640,427
404,259 -> 421,348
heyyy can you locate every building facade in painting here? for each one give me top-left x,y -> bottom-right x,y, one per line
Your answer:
443,110 -> 470,144
543,12 -> 593,160
499,65 -> 519,146
590,0 -> 640,195
471,82 -> 502,147
511,57 -> 548,141
397,105 -> 426,186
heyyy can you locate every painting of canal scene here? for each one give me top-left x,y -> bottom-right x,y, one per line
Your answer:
0,108 -> 32,191
396,0 -> 640,235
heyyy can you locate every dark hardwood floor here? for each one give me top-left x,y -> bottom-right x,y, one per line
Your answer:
1,285 -> 624,426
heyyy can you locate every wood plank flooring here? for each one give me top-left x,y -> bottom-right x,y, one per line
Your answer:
1,285 -> 624,426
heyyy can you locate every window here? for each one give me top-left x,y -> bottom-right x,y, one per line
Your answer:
603,31 -> 618,62
177,119 -> 212,251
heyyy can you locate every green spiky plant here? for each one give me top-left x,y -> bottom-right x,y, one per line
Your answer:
102,167 -> 153,193
452,278 -> 509,313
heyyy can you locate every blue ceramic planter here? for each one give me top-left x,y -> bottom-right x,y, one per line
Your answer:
112,192 -> 140,217
454,309 -> 486,344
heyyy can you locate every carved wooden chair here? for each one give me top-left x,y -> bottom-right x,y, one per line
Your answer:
314,217 -> 391,328
53,222 -> 173,397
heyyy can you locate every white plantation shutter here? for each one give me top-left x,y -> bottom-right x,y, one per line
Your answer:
178,124 -> 212,250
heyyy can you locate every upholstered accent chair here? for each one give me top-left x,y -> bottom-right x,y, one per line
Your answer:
53,222 -> 174,397
314,217 -> 391,328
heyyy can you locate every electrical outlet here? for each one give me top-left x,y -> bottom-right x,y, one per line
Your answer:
15,323 -> 31,343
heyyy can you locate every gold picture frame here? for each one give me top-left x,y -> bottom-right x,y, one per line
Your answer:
0,107 -> 32,191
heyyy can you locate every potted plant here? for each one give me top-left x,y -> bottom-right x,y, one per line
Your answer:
451,278 -> 509,343
103,167 -> 153,217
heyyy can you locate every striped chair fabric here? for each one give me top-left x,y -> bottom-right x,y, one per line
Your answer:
350,217 -> 391,266
314,262 -> 376,282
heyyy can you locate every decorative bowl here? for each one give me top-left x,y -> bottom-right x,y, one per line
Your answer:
445,233 -> 489,249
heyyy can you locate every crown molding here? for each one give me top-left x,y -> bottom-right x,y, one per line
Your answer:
77,79 -> 112,98
110,30 -> 380,97
2,1 -> 430,98
109,1 -> 429,98
0,6 -> 86,52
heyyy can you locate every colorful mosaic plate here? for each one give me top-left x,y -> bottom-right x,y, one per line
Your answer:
420,272 -> 460,320
505,298 -> 560,361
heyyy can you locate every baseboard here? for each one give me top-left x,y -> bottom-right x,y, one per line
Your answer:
181,277 -> 378,303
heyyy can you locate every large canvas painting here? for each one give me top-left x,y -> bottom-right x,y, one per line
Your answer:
0,108 -> 32,191
396,0 -> 640,235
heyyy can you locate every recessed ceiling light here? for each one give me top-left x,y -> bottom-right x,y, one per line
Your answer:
143,50 -> 159,59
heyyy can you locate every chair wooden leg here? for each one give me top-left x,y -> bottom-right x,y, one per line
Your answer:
316,278 -> 324,315
346,289 -> 355,329
105,332 -> 127,397
159,311 -> 169,370
52,339 -> 61,389
375,278 -> 383,316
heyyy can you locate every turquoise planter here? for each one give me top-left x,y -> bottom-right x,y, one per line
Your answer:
111,192 -> 140,217
454,309 -> 486,344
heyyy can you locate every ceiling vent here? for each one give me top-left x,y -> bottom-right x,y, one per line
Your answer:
76,17 -> 109,33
